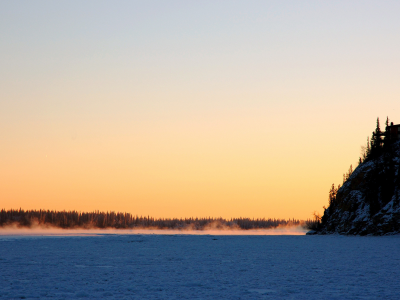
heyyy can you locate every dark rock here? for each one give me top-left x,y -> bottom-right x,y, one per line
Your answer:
312,140 -> 400,236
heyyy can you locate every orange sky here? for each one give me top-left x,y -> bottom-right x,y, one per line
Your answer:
1,1 -> 399,219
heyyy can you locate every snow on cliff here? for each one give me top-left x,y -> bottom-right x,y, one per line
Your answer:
310,139 -> 400,235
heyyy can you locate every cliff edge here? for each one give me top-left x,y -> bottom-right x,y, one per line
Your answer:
309,136 -> 400,236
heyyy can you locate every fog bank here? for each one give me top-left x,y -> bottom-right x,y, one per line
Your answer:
0,224 -> 307,236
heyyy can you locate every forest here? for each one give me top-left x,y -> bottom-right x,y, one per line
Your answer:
0,208 -> 312,230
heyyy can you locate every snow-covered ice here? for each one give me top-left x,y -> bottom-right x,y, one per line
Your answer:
1,232 -> 399,299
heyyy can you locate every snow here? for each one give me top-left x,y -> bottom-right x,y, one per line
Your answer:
1,232 -> 400,299
352,201 -> 370,223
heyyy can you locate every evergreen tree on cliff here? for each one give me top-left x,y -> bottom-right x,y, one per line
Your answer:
328,184 -> 337,207
370,117 -> 383,159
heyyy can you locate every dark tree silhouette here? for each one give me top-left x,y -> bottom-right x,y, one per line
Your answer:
0,209 -> 309,230
370,117 -> 383,159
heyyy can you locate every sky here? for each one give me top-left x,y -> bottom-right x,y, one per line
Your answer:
1,1 -> 399,220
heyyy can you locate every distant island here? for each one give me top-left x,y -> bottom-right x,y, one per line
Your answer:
0,209 -> 312,231
308,118 -> 400,235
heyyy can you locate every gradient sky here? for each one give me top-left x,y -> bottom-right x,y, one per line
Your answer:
1,1 -> 399,219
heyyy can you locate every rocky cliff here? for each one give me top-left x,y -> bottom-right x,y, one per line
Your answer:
308,139 -> 400,235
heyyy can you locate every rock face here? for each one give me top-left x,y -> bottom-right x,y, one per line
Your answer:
309,140 -> 400,235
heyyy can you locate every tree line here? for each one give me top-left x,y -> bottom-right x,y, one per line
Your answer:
0,208 -> 311,230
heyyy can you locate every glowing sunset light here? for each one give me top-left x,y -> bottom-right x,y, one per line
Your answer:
1,1 -> 399,220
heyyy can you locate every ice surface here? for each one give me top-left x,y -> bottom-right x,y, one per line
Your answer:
1,233 -> 399,299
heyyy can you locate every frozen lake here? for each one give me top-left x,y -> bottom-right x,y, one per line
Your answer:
1,232 -> 399,299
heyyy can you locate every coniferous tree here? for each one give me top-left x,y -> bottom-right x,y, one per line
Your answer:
348,164 -> 353,179
328,184 -> 337,207
383,116 -> 391,149
370,118 -> 383,158
361,136 -> 371,161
